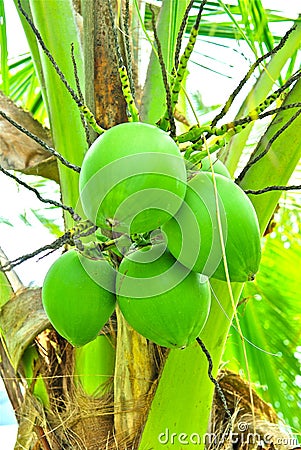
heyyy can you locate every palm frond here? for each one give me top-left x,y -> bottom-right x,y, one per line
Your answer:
144,0 -> 300,84
7,54 -> 47,123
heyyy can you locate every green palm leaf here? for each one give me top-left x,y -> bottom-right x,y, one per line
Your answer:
0,0 -> 9,94
5,54 -> 47,123
144,1 -> 299,43
0,1 -> 47,122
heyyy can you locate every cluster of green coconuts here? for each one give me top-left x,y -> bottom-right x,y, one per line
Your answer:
42,122 -> 261,348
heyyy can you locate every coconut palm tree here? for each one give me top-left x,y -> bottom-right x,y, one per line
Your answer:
0,1 -> 300,448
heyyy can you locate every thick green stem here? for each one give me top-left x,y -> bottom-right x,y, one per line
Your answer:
13,0 -> 49,112
141,0 -> 190,124
28,0 -> 87,225
138,281 -> 242,449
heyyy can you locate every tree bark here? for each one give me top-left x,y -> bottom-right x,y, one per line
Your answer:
82,0 -> 128,131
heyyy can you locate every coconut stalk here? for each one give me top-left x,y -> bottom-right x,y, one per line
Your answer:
219,22 -> 301,175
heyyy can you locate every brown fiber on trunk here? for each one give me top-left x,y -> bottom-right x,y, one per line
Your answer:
209,370 -> 295,450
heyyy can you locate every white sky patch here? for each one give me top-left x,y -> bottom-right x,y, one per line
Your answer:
0,173 -> 63,286
3,0 -> 29,57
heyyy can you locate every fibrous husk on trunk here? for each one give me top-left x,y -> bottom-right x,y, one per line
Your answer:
208,369 -> 298,450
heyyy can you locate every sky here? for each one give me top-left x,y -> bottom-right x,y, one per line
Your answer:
3,0 -> 29,56
0,173 -> 63,286
0,1 -> 300,449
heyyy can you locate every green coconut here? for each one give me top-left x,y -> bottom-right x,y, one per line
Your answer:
162,172 -> 261,282
42,250 -> 116,347
79,122 -> 187,234
116,244 -> 211,348
200,156 -> 231,178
